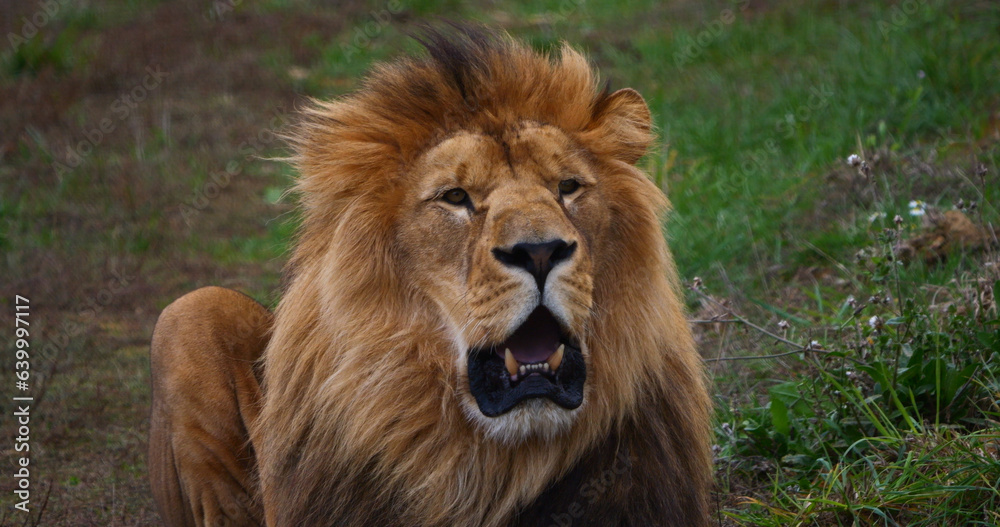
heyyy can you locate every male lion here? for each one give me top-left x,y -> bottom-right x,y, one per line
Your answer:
149,26 -> 712,527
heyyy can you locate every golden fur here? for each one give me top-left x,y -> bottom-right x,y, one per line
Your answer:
149,287 -> 270,526
149,26 -> 711,527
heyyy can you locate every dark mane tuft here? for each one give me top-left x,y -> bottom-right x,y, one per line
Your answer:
412,22 -> 498,103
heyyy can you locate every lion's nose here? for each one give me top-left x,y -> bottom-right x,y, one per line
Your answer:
492,239 -> 576,292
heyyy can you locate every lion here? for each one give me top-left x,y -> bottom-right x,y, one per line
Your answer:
149,26 -> 712,527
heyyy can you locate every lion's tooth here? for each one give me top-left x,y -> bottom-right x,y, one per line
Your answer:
519,365 -> 527,376
504,348 -> 518,378
548,344 -> 564,372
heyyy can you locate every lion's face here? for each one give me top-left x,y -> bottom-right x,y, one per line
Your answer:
397,123 -> 611,441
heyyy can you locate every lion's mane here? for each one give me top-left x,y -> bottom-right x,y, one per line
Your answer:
252,26 -> 712,527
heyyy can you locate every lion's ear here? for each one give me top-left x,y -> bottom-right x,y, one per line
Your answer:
586,88 -> 653,165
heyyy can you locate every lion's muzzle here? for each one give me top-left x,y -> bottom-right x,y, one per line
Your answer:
467,305 -> 586,417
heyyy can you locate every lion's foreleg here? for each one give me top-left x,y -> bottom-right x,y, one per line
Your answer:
148,287 -> 272,526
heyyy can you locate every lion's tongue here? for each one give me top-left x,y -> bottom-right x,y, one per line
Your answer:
496,306 -> 561,363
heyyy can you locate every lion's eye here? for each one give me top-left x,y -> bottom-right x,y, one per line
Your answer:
558,179 -> 581,196
442,188 -> 469,205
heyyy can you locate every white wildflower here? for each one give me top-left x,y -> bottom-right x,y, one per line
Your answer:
868,315 -> 882,329
908,200 -> 926,216
847,154 -> 862,167
868,212 -> 886,223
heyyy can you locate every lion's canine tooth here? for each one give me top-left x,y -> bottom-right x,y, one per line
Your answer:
504,348 -> 518,378
548,344 -> 565,372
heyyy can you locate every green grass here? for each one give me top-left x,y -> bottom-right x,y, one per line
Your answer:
623,1 -> 999,286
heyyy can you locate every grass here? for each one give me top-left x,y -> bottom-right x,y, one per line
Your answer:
1,0 -> 997,525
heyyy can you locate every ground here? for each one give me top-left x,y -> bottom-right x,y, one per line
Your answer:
1,0 -> 998,525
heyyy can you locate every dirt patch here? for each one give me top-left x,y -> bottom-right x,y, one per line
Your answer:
0,1 -> 375,524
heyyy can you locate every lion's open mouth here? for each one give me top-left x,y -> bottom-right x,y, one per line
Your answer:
467,306 -> 586,417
